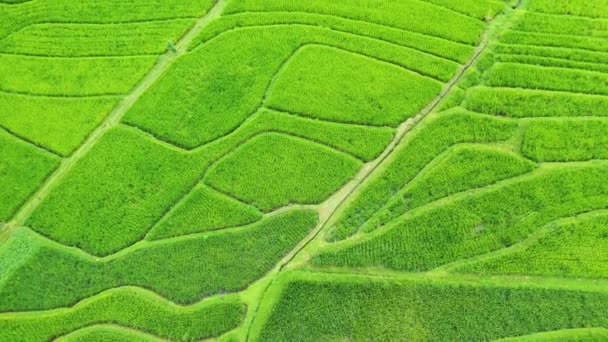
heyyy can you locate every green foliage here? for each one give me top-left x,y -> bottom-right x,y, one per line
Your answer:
0,20 -> 194,57
0,55 -> 156,96
513,12 -> 608,38
257,272 -> 608,341
147,184 -> 262,240
522,119 -> 608,162
205,133 -> 361,211
0,129 -> 59,221
483,62 -> 608,96
458,212 -> 608,279
328,109 -> 518,241
501,30 -> 608,53
314,162 -> 608,271
223,0 -> 487,45
496,54 -> 608,74
190,12 -> 475,63
528,0 -> 608,18
0,287 -> 244,342
423,0 -> 505,20
362,144 -> 536,233
464,87 -> 608,117
56,325 -> 162,342
495,328 -> 608,342
125,25 -> 457,148
266,45 -> 442,126
493,43 -> 608,65
0,92 -> 118,156
0,210 -> 317,310
27,127 -> 208,256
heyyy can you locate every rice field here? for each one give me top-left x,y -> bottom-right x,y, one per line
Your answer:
1,0 -> 607,341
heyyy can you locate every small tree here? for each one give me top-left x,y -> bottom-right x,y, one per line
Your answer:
167,41 -> 177,53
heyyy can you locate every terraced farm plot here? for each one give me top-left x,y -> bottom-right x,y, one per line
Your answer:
2,0 -> 608,341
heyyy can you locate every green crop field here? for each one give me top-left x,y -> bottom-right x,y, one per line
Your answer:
1,0 -> 608,341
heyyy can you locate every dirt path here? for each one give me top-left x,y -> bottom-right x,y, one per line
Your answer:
8,0 -> 226,227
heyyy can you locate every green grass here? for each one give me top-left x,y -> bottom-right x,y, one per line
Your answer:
495,54 -> 608,74
26,127 -> 208,256
513,12 -> 608,38
464,87 -> 608,117
328,109 -> 518,241
0,92 -> 119,156
501,30 -> 608,53
146,184 -> 262,240
314,162 -> 608,271
0,287 -> 244,342
493,43 -> 608,64
0,20 -> 194,57
205,133 -> 361,212
0,210 -> 317,310
0,55 -> 156,96
255,271 -> 608,341
223,0 -> 487,45
423,0 -> 505,20
266,45 -> 442,126
522,118 -> 608,162
361,144 -> 536,233
457,212 -> 608,279
0,129 -> 59,221
483,62 -> 608,96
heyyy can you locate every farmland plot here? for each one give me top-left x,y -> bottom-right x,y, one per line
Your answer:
2,0 -> 607,341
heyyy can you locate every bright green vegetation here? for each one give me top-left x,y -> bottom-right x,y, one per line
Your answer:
26,127 -> 208,256
266,45 -> 442,126
328,109 -> 518,241
56,325 -> 162,342
483,63 -> 608,96
0,129 -> 59,221
527,0 -> 608,18
125,23 -> 456,148
6,0 -> 608,341
0,287 -> 244,342
314,162 -> 608,271
147,184 -> 262,240
190,12 -> 476,63
206,133 -> 361,211
522,119 -> 608,161
0,55 -> 156,96
0,20 -> 194,57
464,87 -> 608,117
495,328 -> 608,342
457,212 -> 608,279
223,0 -> 487,45
256,271 -> 608,341
0,92 -> 118,156
361,145 -> 536,233
0,210 -> 317,310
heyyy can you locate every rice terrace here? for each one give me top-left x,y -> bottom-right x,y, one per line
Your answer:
2,0 -> 608,340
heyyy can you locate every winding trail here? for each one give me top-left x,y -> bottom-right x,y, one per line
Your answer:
7,0 -> 227,227
243,15 -> 497,342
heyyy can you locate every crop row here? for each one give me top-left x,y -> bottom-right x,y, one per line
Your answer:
457,210 -> 608,279
0,128 -> 59,221
205,133 -> 362,212
0,55 -> 156,96
493,43 -> 608,65
513,11 -> 608,38
527,0 -> 608,18
0,209 -> 317,311
501,30 -> 608,53
125,24 -> 455,148
314,162 -> 608,271
0,286 -> 243,341
0,92 -> 118,156
327,109 -> 518,241
0,20 -> 194,57
255,271 -> 608,341
222,0 -> 488,45
190,12 -> 475,63
361,144 -> 536,233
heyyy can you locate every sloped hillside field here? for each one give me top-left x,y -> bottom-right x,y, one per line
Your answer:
1,0 -> 608,341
